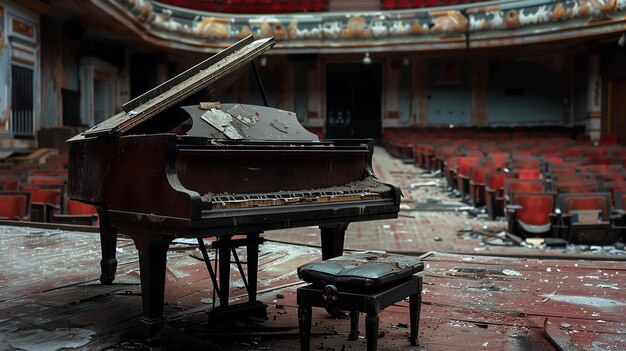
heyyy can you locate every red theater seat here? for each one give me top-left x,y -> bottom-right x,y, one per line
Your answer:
456,157 -> 481,201
52,200 -> 99,226
504,179 -> 544,206
603,182 -> 626,202
21,185 -> 62,222
469,166 -> 499,207
0,192 -> 31,220
558,192 -> 612,221
553,179 -> 600,194
596,173 -> 626,183
556,192 -> 615,244
28,176 -> 66,185
516,168 -> 542,180
507,192 -> 555,237
509,157 -> 542,170
0,179 -> 20,191
485,172 -> 516,219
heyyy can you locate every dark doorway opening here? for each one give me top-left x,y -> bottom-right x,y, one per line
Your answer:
325,63 -> 382,141
130,54 -> 158,99
62,89 -> 81,127
11,65 -> 34,138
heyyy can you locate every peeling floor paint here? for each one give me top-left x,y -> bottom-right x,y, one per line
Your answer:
4,328 -> 95,351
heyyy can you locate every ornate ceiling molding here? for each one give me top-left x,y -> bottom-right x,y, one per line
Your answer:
96,0 -> 626,52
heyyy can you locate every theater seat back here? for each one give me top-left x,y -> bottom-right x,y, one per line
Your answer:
68,200 -> 98,215
22,185 -> 61,206
485,172 -> 515,192
513,192 -> 554,226
505,179 -> 544,197
0,193 -> 30,220
559,193 -> 612,221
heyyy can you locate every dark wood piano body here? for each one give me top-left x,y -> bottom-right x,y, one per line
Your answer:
67,36 -> 401,335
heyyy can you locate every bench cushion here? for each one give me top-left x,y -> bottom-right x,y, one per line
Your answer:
297,252 -> 424,291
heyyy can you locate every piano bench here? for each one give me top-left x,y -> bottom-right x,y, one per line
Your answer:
296,252 -> 424,351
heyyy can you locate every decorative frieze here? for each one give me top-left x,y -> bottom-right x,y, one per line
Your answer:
100,0 -> 626,52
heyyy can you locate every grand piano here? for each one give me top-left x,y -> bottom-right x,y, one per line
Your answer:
67,36 -> 401,335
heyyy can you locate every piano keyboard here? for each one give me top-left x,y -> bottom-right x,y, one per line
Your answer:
206,178 -> 392,209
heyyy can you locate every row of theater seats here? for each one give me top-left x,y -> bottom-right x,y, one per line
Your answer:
158,0 -> 328,13
381,0 -> 483,10
384,129 -> 626,245
0,154 -> 98,226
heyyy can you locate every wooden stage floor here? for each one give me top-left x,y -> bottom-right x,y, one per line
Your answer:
0,225 -> 624,350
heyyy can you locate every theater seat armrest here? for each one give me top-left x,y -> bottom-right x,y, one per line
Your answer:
505,204 -> 522,212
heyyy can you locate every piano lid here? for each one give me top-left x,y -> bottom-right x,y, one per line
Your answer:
81,36 -> 275,138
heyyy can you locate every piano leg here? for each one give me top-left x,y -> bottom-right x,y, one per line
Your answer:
320,223 -> 348,260
127,231 -> 173,337
96,207 -> 118,285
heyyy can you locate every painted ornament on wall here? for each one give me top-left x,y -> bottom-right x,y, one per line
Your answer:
0,7 -> 4,55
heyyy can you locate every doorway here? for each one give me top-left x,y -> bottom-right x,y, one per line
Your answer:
11,65 -> 34,138
325,63 -> 382,140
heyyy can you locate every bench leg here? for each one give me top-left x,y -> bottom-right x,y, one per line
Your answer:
409,292 -> 421,346
298,305 -> 312,351
349,311 -> 359,340
365,313 -> 379,351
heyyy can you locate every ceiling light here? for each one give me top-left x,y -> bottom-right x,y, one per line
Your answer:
362,52 -> 372,65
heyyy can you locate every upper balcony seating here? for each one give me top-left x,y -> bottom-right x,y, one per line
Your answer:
382,0 -> 491,10
158,0 -> 329,14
